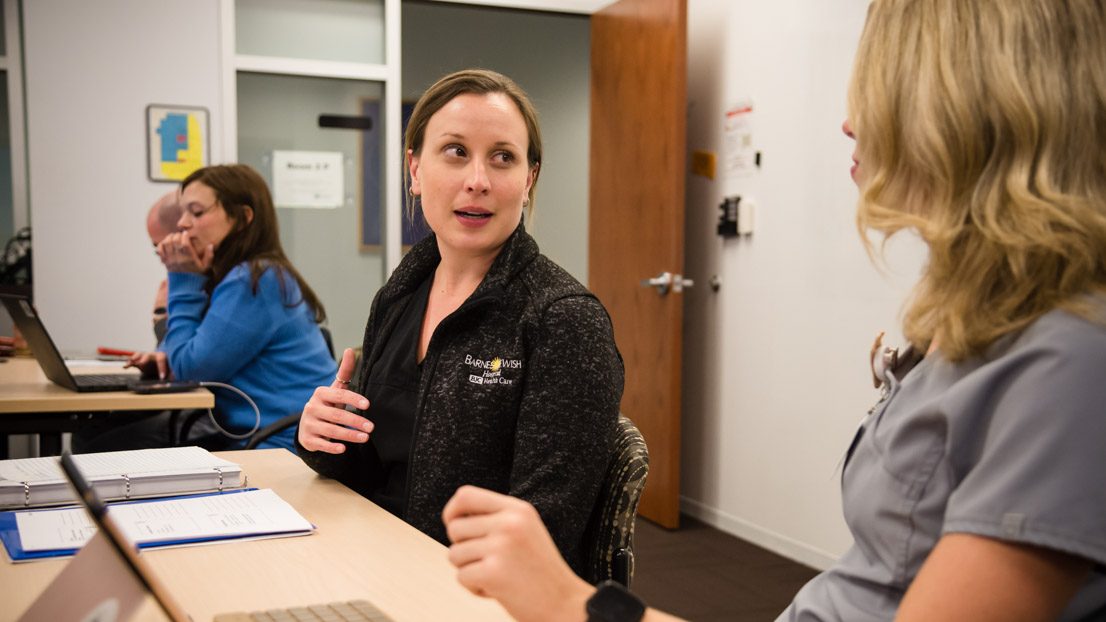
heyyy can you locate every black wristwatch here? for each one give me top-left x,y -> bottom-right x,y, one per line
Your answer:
586,580 -> 646,622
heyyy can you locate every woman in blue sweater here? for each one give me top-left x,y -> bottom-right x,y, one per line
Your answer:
77,164 -> 336,452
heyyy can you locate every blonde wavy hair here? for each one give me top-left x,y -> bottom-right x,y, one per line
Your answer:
849,0 -> 1106,361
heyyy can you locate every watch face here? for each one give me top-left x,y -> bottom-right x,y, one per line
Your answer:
586,581 -> 646,622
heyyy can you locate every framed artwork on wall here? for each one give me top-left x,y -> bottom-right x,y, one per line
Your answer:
359,98 -> 431,251
146,104 -> 209,183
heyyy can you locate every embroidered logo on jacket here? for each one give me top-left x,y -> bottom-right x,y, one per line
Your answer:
465,354 -> 522,385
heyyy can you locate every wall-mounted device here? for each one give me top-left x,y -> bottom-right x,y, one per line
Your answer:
718,196 -> 740,237
717,195 -> 755,238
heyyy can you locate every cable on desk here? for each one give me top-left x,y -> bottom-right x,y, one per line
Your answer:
197,382 -> 261,440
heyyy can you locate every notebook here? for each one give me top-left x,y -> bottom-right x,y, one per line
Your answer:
16,451 -> 395,622
0,293 -> 139,392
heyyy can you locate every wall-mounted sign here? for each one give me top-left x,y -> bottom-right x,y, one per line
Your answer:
723,102 -> 755,179
272,151 -> 344,208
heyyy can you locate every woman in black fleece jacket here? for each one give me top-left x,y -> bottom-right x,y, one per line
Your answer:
295,69 -> 623,577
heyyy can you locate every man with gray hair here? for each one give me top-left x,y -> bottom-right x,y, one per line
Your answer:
145,190 -> 182,343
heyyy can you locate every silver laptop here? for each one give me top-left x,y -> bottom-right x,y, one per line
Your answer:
0,293 -> 139,392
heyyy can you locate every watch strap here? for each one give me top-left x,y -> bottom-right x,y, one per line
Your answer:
586,580 -> 646,622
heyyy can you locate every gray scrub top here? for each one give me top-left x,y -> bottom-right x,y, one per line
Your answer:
778,302 -> 1106,621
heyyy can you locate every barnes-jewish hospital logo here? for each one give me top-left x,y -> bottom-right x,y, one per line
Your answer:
466,354 -> 522,386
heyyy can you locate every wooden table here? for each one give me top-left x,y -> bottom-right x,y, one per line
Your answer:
0,357 -> 214,456
0,448 -> 513,622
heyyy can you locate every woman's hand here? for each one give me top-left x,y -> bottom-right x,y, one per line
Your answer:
298,348 -> 374,454
442,486 -> 595,622
156,231 -> 213,274
443,486 -> 683,622
124,351 -> 170,380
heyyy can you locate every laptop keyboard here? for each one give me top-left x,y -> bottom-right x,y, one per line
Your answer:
213,600 -> 395,622
73,374 -> 135,389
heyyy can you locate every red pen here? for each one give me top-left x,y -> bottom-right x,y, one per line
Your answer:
98,347 -> 137,357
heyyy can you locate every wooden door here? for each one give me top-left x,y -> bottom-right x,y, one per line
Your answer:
589,0 -> 687,529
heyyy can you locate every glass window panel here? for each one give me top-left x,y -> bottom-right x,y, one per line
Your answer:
0,7 -> 6,57
237,71 -> 387,355
235,0 -> 385,65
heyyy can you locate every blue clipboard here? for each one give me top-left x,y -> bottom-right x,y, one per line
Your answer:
0,488 -> 259,563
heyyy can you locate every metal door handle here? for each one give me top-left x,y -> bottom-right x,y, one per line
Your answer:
640,272 -> 694,296
640,272 -> 672,295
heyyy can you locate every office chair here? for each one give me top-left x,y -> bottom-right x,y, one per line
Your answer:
583,414 -> 650,587
172,326 -> 337,448
242,341 -> 362,449
243,412 -> 303,450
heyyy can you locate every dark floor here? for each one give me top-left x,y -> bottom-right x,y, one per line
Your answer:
631,515 -> 820,622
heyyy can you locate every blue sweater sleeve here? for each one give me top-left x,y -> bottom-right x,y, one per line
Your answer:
162,264 -> 287,382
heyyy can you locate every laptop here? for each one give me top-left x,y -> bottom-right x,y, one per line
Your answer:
0,293 -> 140,392
16,451 -> 395,622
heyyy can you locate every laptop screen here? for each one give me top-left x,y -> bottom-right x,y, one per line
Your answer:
0,293 -> 139,393
14,452 -> 190,622
0,293 -> 81,391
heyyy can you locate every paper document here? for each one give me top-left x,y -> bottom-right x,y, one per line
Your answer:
16,507 -> 97,550
16,489 -> 312,552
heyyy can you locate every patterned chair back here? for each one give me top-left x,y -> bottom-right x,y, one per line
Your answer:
583,414 -> 650,586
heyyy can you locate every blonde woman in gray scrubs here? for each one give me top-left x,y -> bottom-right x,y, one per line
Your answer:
434,2 -> 1106,621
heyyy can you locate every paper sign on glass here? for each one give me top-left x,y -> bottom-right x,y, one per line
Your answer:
272,150 -> 345,208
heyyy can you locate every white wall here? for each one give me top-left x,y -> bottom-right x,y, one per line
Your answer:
681,0 -> 928,569
25,0 -> 223,354
402,1 -> 591,283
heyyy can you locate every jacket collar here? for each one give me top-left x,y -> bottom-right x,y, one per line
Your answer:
378,219 -> 538,306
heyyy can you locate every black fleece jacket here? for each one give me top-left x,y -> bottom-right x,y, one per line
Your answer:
297,222 -> 623,576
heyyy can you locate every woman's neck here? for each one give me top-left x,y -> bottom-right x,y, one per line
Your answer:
926,332 -> 942,357
432,245 -> 500,299
418,247 -> 498,363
